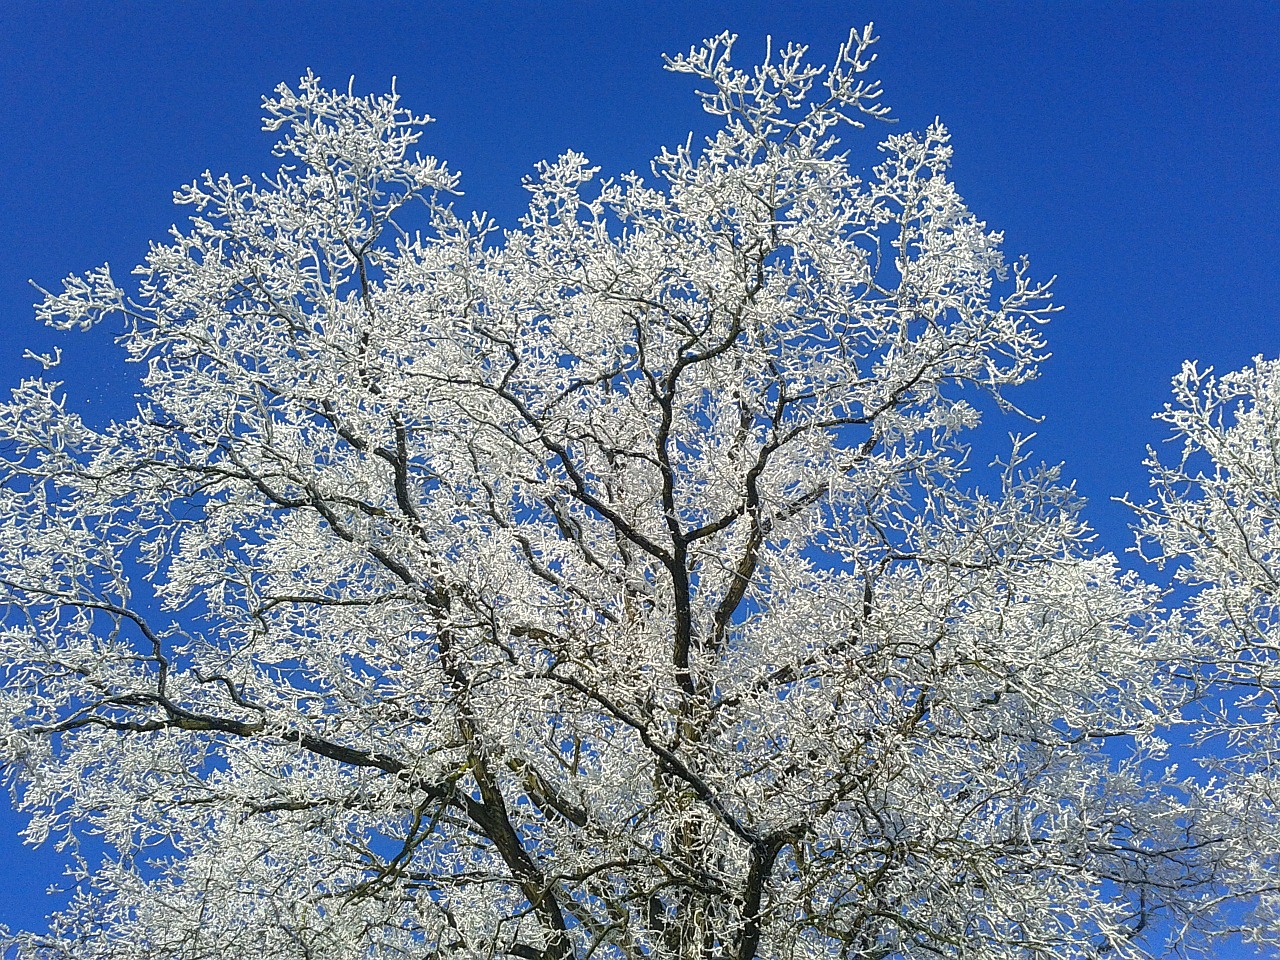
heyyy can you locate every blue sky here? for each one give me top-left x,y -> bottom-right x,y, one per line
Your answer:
0,0 -> 1276,949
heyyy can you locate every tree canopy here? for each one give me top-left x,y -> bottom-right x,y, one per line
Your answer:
0,27 -> 1271,960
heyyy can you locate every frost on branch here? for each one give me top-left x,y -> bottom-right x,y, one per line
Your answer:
1130,356 -> 1280,950
0,31 -> 1214,960
32,265 -> 123,332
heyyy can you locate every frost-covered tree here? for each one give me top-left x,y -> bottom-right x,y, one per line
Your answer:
1131,357 -> 1280,951
0,29 -> 1209,960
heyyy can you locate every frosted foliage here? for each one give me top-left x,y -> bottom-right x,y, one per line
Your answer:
0,33 -> 1205,960
1132,357 -> 1280,949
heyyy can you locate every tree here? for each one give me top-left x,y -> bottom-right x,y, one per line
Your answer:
1131,357 -> 1280,951
0,29 -> 1209,960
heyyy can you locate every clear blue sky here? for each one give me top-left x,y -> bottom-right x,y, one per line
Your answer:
0,1 -> 1276,950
